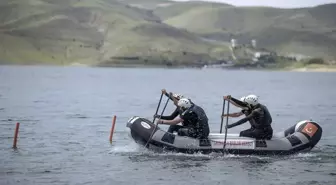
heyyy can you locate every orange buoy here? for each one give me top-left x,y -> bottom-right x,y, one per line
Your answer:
109,115 -> 117,143
13,122 -> 20,149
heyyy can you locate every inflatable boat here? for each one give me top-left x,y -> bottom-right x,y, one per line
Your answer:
126,116 -> 323,155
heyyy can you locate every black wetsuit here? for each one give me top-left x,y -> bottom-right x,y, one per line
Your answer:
160,92 -> 194,134
159,94 -> 210,139
177,104 -> 210,139
230,97 -> 255,129
159,107 -> 184,133
230,97 -> 250,108
228,103 -> 273,140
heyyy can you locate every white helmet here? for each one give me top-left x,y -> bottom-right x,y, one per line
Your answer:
244,94 -> 259,106
173,93 -> 184,100
177,98 -> 192,109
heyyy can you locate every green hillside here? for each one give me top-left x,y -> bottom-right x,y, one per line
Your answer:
117,0 -> 176,9
0,0 -> 230,66
153,1 -> 231,19
158,3 -> 336,60
0,0 -> 335,67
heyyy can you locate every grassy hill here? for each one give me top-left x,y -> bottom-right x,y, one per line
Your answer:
153,1 -> 231,19
0,0 -> 230,66
158,3 -> 336,61
117,0 -> 176,10
0,0 -> 335,67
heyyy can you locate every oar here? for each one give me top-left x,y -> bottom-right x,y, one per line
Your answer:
152,92 -> 164,123
223,96 -> 231,154
219,97 -> 226,133
144,94 -> 170,148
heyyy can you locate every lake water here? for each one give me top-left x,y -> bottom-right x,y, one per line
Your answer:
0,65 -> 335,185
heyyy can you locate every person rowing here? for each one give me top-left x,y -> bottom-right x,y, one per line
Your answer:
222,94 -> 273,140
156,98 -> 210,139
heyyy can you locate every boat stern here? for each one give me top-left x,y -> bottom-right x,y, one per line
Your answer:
295,120 -> 323,148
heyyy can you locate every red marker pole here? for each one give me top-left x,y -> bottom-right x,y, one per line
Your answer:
109,115 -> 116,143
13,122 -> 20,149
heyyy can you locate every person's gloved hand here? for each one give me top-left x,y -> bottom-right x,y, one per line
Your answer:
156,119 -> 164,124
223,95 -> 232,100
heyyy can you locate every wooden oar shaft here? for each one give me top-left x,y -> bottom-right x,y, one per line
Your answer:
223,97 -> 231,153
145,94 -> 170,148
219,98 -> 226,133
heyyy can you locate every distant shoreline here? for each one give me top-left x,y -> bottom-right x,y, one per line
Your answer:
1,63 -> 336,72
287,67 -> 336,72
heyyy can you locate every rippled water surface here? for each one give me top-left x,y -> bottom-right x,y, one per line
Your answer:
0,66 -> 335,185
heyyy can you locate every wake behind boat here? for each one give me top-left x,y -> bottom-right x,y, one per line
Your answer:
126,116 -> 322,155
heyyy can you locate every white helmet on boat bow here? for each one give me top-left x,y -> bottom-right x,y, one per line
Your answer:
244,94 -> 259,106
177,98 -> 192,109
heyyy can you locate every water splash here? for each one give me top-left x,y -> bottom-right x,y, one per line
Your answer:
108,141 -> 143,154
295,153 -> 317,158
